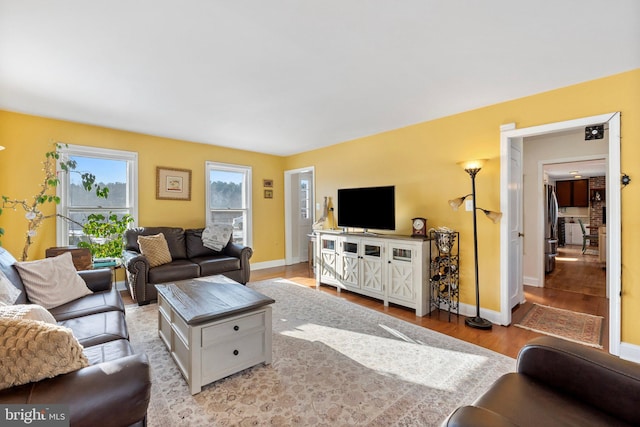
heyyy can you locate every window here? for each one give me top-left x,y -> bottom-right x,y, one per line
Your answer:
300,177 -> 311,220
206,162 -> 252,247
56,145 -> 138,247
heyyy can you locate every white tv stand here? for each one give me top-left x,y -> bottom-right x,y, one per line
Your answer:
314,230 -> 430,316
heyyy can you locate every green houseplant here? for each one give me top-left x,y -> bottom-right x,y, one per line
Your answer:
0,143 -> 110,260
77,212 -> 134,259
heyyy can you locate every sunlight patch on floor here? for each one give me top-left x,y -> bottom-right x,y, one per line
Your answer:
279,322 -> 491,391
556,256 -> 578,262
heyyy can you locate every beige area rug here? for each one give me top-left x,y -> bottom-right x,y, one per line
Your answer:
126,278 -> 515,426
515,303 -> 603,349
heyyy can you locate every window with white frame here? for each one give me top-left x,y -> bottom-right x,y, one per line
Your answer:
300,177 -> 311,220
57,145 -> 138,248
205,162 -> 252,247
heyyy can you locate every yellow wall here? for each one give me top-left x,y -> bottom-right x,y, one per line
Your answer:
286,68 -> 640,344
1,69 -> 639,344
0,111 -> 286,264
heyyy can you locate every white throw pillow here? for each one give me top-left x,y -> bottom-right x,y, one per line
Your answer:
14,252 -> 92,309
0,304 -> 56,324
202,224 -> 232,252
0,270 -> 21,305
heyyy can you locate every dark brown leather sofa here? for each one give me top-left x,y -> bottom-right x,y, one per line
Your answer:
123,227 -> 253,305
0,247 -> 151,427
442,336 -> 640,427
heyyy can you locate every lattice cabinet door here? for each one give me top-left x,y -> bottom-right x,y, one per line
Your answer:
361,241 -> 384,296
387,245 -> 416,304
319,235 -> 338,284
341,239 -> 360,289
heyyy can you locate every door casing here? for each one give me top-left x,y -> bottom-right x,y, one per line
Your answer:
500,112 -> 621,355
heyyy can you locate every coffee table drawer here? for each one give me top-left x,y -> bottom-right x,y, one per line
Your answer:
202,311 -> 266,345
201,331 -> 267,383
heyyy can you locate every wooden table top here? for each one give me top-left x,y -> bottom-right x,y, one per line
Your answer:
156,275 -> 275,325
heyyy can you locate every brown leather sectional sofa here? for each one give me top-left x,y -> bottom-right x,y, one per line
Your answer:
123,226 -> 253,305
0,247 -> 151,427
442,336 -> 640,427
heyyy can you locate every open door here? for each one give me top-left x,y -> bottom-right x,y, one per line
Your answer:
284,167 -> 315,265
508,133 -> 524,309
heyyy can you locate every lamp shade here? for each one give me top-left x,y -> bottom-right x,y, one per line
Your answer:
458,159 -> 487,171
448,197 -> 466,211
484,210 -> 503,224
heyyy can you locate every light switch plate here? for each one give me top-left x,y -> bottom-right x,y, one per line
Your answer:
465,199 -> 474,211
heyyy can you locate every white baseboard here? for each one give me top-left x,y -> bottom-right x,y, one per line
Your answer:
619,341 -> 640,363
442,301 -> 504,326
523,275 -> 541,287
251,259 -> 286,270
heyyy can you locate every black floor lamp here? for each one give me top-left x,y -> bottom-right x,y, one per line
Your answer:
448,159 -> 502,330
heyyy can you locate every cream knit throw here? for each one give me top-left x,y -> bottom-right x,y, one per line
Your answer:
0,318 -> 89,389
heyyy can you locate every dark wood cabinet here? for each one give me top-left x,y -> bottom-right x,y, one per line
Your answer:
556,179 -> 589,207
556,181 -> 572,207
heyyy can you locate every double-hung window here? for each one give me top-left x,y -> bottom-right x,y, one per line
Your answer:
57,145 -> 138,247
205,162 -> 252,247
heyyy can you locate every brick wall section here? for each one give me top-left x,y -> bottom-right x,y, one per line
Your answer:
589,176 -> 606,246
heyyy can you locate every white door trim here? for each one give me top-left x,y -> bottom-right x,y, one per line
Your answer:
500,112 -> 621,355
284,166 -> 316,266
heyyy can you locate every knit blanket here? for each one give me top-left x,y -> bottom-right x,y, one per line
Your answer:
0,318 -> 89,389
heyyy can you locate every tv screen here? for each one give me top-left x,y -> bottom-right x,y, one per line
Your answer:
337,186 -> 395,231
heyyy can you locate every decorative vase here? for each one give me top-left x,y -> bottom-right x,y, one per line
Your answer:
435,231 -> 456,254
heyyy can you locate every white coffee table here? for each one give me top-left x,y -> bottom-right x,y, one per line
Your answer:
156,275 -> 275,394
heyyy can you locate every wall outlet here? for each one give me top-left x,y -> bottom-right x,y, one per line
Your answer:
465,199 -> 474,211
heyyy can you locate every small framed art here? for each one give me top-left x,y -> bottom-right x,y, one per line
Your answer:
264,189 -> 273,199
263,179 -> 273,188
156,167 -> 192,201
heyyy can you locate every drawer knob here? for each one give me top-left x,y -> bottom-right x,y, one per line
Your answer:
233,325 -> 240,331
233,349 -> 239,356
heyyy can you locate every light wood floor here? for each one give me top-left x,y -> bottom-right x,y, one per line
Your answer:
251,253 -> 608,359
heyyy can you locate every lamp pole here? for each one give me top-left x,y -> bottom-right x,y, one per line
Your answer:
465,166 -> 492,330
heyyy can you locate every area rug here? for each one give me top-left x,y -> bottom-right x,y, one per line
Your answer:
515,303 -> 603,348
126,278 -> 515,426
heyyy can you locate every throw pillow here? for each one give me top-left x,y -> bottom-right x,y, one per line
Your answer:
202,224 -> 232,252
0,304 -> 56,324
137,233 -> 172,267
14,252 -> 92,309
0,270 -> 21,305
0,318 -> 89,390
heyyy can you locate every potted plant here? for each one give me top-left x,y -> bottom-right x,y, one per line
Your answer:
77,213 -> 134,260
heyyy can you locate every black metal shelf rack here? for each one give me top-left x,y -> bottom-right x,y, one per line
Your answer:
428,230 -> 460,321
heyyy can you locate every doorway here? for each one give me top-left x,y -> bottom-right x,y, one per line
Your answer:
500,112 -> 621,355
539,157 -> 607,298
284,167 -> 315,265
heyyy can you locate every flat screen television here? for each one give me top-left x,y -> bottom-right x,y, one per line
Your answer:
337,185 -> 395,231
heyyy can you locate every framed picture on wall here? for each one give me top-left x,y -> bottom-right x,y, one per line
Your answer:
264,189 -> 273,199
263,179 -> 273,188
156,167 -> 192,200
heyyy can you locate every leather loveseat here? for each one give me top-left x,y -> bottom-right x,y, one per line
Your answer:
442,336 -> 640,427
0,247 -> 151,427
123,226 -> 253,305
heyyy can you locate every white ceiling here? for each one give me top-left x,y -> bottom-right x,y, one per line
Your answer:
1,1 -> 639,156
545,159 -> 607,180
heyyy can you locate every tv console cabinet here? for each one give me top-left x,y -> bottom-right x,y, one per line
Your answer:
314,230 -> 430,316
